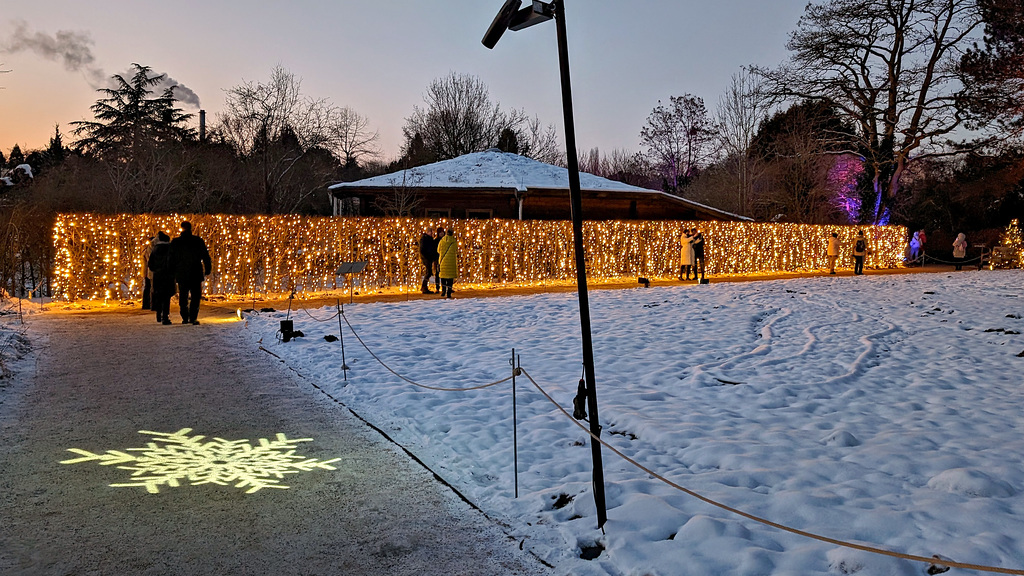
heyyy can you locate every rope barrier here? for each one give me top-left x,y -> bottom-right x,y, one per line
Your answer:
338,310 -> 513,392
299,307 -> 341,323
274,307 -> 1024,573
922,254 -> 983,266
517,367 -> 1024,575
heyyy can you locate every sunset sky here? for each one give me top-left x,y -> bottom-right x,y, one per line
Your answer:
1,1 -> 808,161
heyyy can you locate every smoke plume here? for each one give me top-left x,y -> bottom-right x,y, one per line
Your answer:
3,19 -> 105,86
3,20 -> 201,108
107,66 -> 202,109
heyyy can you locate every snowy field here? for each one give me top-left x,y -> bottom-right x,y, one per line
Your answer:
227,270 -> 1022,573
0,302 -> 30,382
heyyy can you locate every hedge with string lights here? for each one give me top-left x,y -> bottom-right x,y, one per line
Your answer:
52,213 -> 907,301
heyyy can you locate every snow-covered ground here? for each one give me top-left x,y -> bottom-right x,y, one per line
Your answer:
242,269 -> 1024,576
0,301 -> 31,381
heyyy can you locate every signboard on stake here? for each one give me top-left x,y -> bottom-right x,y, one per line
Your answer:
336,261 -> 368,304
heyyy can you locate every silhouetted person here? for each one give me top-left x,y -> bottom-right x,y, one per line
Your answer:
141,235 -> 157,310
432,227 -> 443,292
852,230 -> 868,275
170,221 -> 212,325
147,231 -> 175,325
418,228 -> 439,294
692,228 -> 706,281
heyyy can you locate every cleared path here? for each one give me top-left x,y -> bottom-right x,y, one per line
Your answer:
0,310 -> 547,576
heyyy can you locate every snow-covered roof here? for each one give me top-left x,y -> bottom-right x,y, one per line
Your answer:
15,164 -> 33,179
329,150 -> 749,221
330,150 -> 654,194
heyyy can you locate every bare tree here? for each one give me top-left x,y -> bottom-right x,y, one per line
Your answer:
332,106 -> 380,168
373,171 -> 424,216
750,100 -> 858,223
521,116 -> 563,165
218,66 -> 351,214
715,69 -> 772,216
639,94 -> 718,193
758,0 -> 983,223
106,143 -> 192,213
578,147 -> 653,188
754,121 -> 840,223
403,72 -> 529,161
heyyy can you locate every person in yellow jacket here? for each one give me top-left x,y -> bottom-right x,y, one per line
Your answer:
437,229 -> 458,299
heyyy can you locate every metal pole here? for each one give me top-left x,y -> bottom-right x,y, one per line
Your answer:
553,0 -> 607,529
337,299 -> 349,381
511,348 -> 519,498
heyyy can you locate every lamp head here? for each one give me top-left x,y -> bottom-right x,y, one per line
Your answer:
482,0 -> 523,49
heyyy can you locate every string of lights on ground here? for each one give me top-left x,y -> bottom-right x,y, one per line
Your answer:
52,213 -> 909,301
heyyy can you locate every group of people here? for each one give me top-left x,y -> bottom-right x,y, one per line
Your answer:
907,229 -> 928,264
825,230 -> 872,275
141,221 -> 213,324
418,227 -> 458,298
678,228 -> 706,281
908,229 -> 970,270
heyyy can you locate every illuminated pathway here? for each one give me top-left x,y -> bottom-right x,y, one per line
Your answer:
0,310 -> 547,575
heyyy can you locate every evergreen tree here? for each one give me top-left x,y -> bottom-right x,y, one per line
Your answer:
961,0 -> 1024,134
497,128 -> 520,155
7,144 -> 24,169
45,124 -> 67,166
1000,218 -> 1023,267
71,63 -> 195,158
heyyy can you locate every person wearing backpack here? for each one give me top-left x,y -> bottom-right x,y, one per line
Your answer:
852,230 -> 868,275
147,231 -> 175,325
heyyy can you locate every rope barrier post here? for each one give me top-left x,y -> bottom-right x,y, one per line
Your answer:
337,299 -> 349,381
510,348 -> 519,498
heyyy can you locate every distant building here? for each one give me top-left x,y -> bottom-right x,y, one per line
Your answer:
328,150 -> 749,221
1,164 -> 34,189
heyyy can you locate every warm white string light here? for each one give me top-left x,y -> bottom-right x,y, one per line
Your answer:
52,213 -> 907,301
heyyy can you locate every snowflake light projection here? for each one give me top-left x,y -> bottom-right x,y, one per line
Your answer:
61,428 -> 340,494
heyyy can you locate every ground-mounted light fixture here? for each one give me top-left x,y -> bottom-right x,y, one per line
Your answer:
483,0 -> 608,529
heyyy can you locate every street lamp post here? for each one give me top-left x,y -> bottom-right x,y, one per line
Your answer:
482,0 -> 608,529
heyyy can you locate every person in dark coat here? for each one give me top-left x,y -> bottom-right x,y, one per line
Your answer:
170,221 -> 212,325
418,228 -> 439,294
431,227 -> 443,293
692,228 -> 706,281
852,230 -> 868,275
147,231 -> 175,325
141,235 -> 157,310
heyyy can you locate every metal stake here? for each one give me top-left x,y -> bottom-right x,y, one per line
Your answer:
337,299 -> 349,381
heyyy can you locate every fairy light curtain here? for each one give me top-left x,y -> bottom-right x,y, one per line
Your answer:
52,213 -> 907,301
